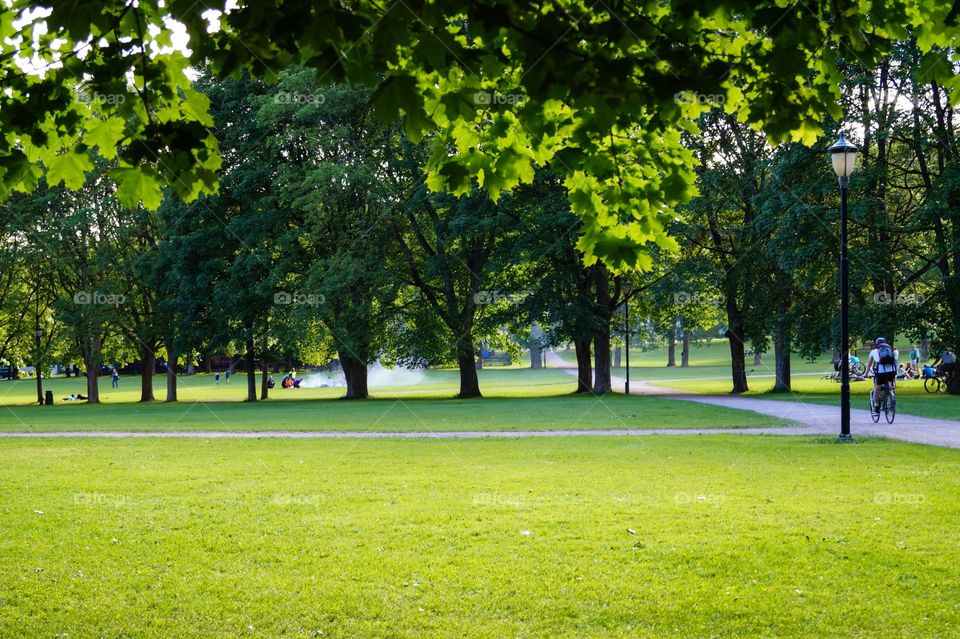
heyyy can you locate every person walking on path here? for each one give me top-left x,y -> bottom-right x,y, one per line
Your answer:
215,371 -> 221,385
111,367 -> 119,389
225,368 -> 231,384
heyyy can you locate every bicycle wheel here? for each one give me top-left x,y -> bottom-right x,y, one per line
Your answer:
885,390 -> 896,424
852,362 -> 866,376
925,377 -> 941,393
870,388 -> 880,423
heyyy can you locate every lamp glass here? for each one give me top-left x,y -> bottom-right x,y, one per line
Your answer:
829,132 -> 858,178
831,150 -> 857,178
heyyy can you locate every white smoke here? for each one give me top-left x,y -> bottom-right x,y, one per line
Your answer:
299,363 -> 426,389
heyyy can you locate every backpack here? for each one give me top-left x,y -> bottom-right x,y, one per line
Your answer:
878,344 -> 895,367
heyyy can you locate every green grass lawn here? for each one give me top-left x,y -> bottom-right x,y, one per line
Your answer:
655,375 -> 960,422
0,367 -> 793,432
552,340 -> 834,381
2,436 -> 958,638
0,368 -> 578,405
0,393 -> 791,432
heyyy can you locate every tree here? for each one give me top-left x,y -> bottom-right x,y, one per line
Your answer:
678,112 -> 773,393
161,71 -> 283,402
390,184 -> 520,398
257,72 -> 402,399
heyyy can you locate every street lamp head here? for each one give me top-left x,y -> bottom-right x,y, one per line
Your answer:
35,328 -> 44,338
829,131 -> 858,179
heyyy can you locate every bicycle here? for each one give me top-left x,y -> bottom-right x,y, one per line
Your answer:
850,358 -> 866,377
924,370 -> 952,394
824,357 -> 865,383
870,380 -> 896,424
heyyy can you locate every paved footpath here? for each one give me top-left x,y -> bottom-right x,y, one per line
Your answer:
544,352 -> 960,449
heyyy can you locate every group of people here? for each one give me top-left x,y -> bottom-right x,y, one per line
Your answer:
265,372 -> 304,389
862,339 -> 956,407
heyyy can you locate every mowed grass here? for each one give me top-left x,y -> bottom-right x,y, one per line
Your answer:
0,368 -> 577,405
0,366 -> 794,432
655,375 -> 960,422
551,340 -> 833,380
1,436 -> 959,638
0,393 -> 791,432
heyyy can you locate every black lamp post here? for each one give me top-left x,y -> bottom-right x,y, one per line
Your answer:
623,281 -> 632,395
35,326 -> 44,406
829,131 -> 858,441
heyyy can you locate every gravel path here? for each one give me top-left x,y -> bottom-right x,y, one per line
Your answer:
545,352 -> 960,449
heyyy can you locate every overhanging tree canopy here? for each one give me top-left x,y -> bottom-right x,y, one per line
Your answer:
3,0 -> 960,269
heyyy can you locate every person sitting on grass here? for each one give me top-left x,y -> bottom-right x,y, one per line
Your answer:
280,371 -> 303,389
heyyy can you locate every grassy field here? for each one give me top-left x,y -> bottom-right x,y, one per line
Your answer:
0,366 -> 797,432
2,436 -> 958,638
0,393 -> 791,432
0,368 -> 577,405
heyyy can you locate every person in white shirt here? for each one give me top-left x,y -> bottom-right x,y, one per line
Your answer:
865,337 -> 898,411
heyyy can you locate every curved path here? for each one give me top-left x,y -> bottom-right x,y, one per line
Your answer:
545,352 -> 960,449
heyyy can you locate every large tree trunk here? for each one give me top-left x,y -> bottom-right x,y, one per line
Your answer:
726,298 -> 749,394
613,345 -> 622,368
529,324 -> 543,369
140,343 -> 156,402
340,351 -> 369,399
83,336 -> 101,404
260,358 -> 270,400
204,356 -> 212,374
681,329 -> 691,367
574,337 -> 592,393
948,362 -> 960,395
773,285 -> 792,392
667,329 -> 676,367
165,343 -> 178,403
245,338 -> 257,402
773,325 -> 791,393
456,335 -> 481,398
754,350 -> 763,366
593,326 -> 612,394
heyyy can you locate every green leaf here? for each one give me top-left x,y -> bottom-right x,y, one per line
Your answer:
84,117 -> 126,159
46,149 -> 94,189
111,167 -> 163,209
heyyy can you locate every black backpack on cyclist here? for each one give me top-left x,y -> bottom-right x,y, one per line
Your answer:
878,344 -> 896,367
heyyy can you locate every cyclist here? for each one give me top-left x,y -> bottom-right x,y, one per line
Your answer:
933,349 -> 956,379
865,337 -> 898,412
